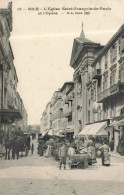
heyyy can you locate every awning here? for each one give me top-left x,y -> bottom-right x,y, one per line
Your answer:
79,124 -> 93,136
113,119 -> 124,126
42,131 -> 48,137
54,130 -> 60,135
0,109 -> 22,124
48,129 -> 54,136
56,132 -> 65,137
79,121 -> 107,136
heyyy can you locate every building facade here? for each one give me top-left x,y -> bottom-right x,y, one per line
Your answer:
60,82 -> 74,135
0,3 -> 27,132
92,24 -> 124,151
40,82 -> 74,138
70,25 -> 104,135
40,23 -> 124,153
40,102 -> 51,135
50,90 -> 63,135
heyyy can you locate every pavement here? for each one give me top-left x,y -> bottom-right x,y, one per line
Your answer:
109,151 -> 124,160
0,140 -> 124,195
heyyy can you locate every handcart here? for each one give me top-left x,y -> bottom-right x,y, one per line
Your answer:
67,153 -> 89,169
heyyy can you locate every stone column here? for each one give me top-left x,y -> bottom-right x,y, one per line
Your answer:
0,64 -> 3,109
73,74 -> 78,136
84,65 -> 88,126
80,68 -> 85,129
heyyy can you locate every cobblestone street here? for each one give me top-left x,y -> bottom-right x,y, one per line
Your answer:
0,141 -> 124,195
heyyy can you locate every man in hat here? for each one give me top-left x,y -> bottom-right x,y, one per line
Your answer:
59,143 -> 67,170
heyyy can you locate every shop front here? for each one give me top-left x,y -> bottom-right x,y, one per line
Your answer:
79,121 -> 108,138
0,108 -> 23,155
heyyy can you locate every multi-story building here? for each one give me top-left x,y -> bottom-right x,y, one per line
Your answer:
40,102 -> 51,135
61,82 -> 74,141
0,3 -> 27,132
41,82 -> 75,138
60,82 -> 74,136
50,90 -> 63,135
70,25 -> 104,136
92,24 -> 124,151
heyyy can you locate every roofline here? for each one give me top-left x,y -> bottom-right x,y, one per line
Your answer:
66,85 -> 74,95
60,81 -> 74,92
91,24 -> 124,67
70,41 -> 102,68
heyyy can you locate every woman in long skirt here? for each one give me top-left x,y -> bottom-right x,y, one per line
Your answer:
45,145 -> 52,158
99,140 -> 110,166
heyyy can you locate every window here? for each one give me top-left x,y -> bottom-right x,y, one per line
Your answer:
110,43 -> 117,63
119,67 -> 121,82
103,74 -> 108,91
105,53 -> 108,69
91,89 -> 93,100
93,83 -> 96,101
118,38 -> 121,55
0,20 -> 4,36
99,60 -> 101,67
98,107 -> 101,121
88,110 -> 90,123
110,99 -> 116,117
120,35 -> 124,53
110,68 -> 116,86
103,104 -> 107,119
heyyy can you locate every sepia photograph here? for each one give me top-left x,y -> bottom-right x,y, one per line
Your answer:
0,0 -> 124,194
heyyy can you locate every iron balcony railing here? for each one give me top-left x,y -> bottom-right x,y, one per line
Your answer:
97,82 -> 124,103
92,69 -> 101,80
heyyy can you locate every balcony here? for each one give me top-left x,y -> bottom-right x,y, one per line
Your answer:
97,82 -> 124,103
64,111 -> 72,118
0,108 -> 22,124
92,69 -> 101,80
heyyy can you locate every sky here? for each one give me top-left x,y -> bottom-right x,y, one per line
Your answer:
0,0 -> 124,125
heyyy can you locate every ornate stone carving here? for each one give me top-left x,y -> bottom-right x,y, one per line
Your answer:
77,83 -> 82,98
73,72 -> 78,84
79,67 -> 85,76
77,105 -> 82,111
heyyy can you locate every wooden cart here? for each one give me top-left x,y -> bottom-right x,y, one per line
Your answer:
68,153 -> 89,169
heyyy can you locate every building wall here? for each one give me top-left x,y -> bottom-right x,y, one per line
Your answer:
73,48 -> 103,135
93,25 -> 124,121
0,3 -> 27,131
51,92 -> 63,132
40,102 -> 51,133
91,24 -> 124,151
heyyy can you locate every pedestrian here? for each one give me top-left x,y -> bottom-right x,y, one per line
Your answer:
99,140 -> 110,166
59,143 -> 67,170
86,137 -> 97,165
45,144 -> 52,158
12,134 -> 16,159
68,143 -> 76,157
31,143 -> 34,155
118,135 -> 124,156
109,138 -> 114,152
25,135 -> 31,157
15,136 -> 22,159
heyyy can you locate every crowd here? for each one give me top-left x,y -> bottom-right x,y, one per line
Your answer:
37,135 -> 112,170
1,129 -> 124,169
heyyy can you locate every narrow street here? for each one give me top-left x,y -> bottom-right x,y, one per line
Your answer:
0,140 -> 124,195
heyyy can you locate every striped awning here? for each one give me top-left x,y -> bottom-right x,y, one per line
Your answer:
79,121 -> 107,136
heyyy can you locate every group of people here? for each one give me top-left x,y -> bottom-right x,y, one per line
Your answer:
38,135 -> 111,170
1,130 -> 34,160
